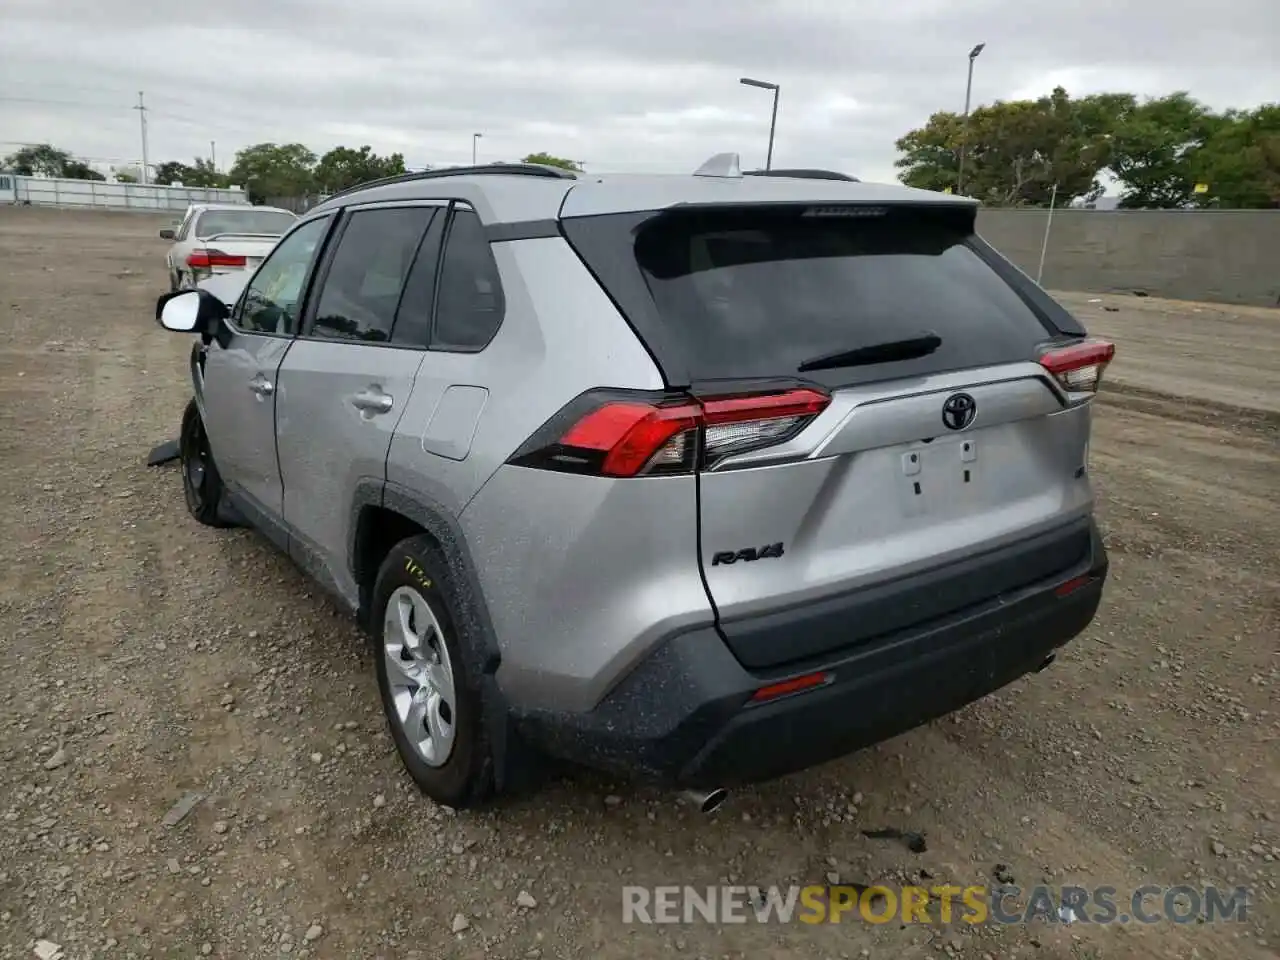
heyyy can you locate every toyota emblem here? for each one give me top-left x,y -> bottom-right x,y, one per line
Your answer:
941,393 -> 977,431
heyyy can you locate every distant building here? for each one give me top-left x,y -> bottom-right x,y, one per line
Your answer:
1073,194 -> 1122,210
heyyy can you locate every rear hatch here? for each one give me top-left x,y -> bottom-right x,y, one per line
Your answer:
562,199 -> 1107,670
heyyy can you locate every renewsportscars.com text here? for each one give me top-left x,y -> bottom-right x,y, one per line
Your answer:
622,884 -> 1250,925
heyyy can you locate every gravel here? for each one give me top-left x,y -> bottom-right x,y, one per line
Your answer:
0,205 -> 1276,960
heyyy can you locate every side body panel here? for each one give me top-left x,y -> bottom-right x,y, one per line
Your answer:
388,236 -> 664,515
276,339 -> 426,608
460,468 -> 712,714
385,236 -> 708,714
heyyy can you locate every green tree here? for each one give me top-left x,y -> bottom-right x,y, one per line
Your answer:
893,112 -> 966,193
189,158 -> 230,188
314,145 -> 406,193
1109,93 -> 1221,208
521,152 -> 581,171
1190,105 -> 1280,208
155,158 -> 229,188
228,143 -> 317,203
62,160 -> 105,181
3,143 -> 74,177
895,88 -> 1128,206
153,161 -> 186,186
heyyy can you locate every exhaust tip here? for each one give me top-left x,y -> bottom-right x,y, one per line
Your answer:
682,788 -> 729,815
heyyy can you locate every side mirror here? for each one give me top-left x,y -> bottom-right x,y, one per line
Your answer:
155,289 -> 229,335
159,228 -> 176,240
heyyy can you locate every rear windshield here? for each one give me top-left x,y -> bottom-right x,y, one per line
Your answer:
567,205 -> 1058,387
196,209 -> 296,238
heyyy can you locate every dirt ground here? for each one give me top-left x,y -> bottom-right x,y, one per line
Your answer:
1053,291 -> 1280,418
0,206 -> 1276,960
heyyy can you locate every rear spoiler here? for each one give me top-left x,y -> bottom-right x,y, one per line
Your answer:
198,232 -> 282,242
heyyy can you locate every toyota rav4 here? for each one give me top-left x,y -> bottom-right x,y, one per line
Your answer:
154,155 -> 1112,809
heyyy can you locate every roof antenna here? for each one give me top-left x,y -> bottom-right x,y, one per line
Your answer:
693,152 -> 743,178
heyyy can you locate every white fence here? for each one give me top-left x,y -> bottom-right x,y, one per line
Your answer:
0,174 -> 248,212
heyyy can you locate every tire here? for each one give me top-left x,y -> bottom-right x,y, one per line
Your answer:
372,536 -> 494,809
179,398 -> 232,527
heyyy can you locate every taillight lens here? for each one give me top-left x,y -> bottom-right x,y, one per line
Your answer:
187,249 -> 247,269
559,402 -> 701,476
509,387 -> 831,477
647,389 -> 831,474
1039,338 -> 1115,398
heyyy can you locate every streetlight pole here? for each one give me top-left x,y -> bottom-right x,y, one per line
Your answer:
957,42 -> 985,195
740,77 -> 780,170
472,132 -> 482,165
134,91 -> 149,185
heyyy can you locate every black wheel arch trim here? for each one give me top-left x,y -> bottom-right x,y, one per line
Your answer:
347,476 -> 385,617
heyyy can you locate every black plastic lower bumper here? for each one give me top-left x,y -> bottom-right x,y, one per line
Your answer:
515,519 -> 1108,788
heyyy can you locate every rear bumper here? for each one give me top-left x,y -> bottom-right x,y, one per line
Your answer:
514,519 -> 1108,787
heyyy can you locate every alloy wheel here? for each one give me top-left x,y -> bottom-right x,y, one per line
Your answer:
382,586 -> 457,767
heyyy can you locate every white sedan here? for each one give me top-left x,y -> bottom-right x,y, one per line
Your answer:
160,204 -> 297,291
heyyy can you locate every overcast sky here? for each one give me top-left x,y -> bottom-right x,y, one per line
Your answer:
2,0 -> 1276,185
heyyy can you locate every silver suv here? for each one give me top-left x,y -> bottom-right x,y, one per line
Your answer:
155,156 -> 1113,810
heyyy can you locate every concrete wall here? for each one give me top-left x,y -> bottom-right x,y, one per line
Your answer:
0,175 -> 248,212
977,209 -> 1280,308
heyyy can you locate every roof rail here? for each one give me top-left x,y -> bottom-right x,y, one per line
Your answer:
323,162 -> 578,203
744,168 -> 860,182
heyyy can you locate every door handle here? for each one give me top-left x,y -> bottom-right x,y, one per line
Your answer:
249,377 -> 274,397
351,388 -> 394,415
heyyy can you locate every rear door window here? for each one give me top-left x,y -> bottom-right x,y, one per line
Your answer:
309,206 -> 435,344
580,206 -> 1057,388
390,211 -> 446,349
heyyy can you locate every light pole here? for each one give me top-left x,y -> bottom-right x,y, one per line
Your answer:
740,77 -> 780,170
472,132 -> 483,165
957,43 -> 985,195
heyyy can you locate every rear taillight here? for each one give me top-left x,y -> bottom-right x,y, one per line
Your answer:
509,387 -> 831,477
187,249 -> 247,269
1039,338 -> 1115,398
559,401 -> 701,476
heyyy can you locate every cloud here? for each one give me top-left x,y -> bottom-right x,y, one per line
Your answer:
2,0 -> 1276,184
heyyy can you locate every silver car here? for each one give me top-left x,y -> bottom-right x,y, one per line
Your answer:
154,156 -> 1113,810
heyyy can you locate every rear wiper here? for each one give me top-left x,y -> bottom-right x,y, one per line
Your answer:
797,331 -> 942,373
